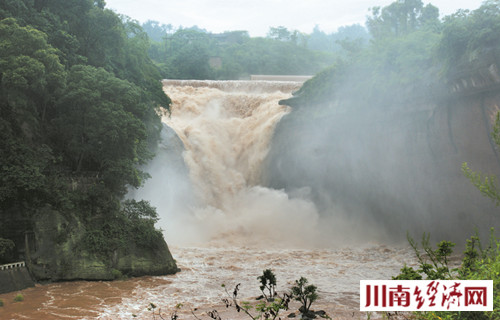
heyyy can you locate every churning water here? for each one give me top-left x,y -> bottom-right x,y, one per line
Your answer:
0,80 -> 418,320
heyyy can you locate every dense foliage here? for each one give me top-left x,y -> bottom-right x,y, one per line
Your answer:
0,0 -> 169,261
0,238 -> 15,264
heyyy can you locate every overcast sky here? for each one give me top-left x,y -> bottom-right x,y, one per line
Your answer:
104,0 -> 485,36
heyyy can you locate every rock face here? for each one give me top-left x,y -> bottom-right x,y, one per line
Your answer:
28,207 -> 178,281
265,90 -> 500,242
0,124 -> 182,283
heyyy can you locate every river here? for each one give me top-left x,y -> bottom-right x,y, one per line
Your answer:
0,245 -> 416,319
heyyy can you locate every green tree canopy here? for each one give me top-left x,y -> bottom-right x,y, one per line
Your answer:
0,0 -> 170,263
367,0 -> 440,39
0,18 -> 64,204
52,65 -> 152,194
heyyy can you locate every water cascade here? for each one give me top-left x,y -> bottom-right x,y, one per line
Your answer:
146,80 -> 320,247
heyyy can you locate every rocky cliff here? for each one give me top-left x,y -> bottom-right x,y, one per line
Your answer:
27,206 -> 178,281
265,84 -> 500,242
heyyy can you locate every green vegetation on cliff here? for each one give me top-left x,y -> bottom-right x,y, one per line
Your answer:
283,0 -> 500,110
0,0 -> 177,279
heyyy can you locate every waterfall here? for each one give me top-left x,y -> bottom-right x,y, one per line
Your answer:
162,79 -> 300,206
134,80 -> 321,247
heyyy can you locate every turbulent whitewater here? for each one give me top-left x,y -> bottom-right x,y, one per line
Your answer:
164,79 -> 297,206
0,80 -> 418,320
151,79 -> 326,247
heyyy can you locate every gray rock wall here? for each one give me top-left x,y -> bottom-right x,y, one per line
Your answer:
264,92 -> 500,242
28,207 -> 178,282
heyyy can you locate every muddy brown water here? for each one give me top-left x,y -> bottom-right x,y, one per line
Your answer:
0,244 -> 417,319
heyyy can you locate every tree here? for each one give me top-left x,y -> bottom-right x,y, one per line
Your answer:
142,20 -> 173,42
307,25 -> 331,51
166,28 -> 211,79
53,65 -> 151,194
367,0 -> 439,39
290,277 -> 318,315
0,0 -> 33,25
257,269 -> 277,301
330,24 -> 370,58
0,18 -> 64,203
78,7 -> 125,69
438,1 -> 500,81
267,26 -> 292,42
0,18 -> 66,122
0,0 -> 175,275
122,199 -> 158,222
220,30 -> 250,44
0,127 -> 52,203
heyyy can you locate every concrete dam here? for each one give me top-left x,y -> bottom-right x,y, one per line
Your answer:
0,262 -> 34,294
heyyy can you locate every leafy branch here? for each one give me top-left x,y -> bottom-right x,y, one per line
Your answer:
147,302 -> 182,320
220,283 -> 291,320
393,232 -> 456,280
462,162 -> 500,206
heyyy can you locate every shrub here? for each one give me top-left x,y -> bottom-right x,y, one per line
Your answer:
13,294 -> 24,302
257,269 -> 277,301
111,268 -> 123,280
393,233 -> 456,280
290,277 -> 318,315
221,283 -> 291,320
394,229 -> 500,320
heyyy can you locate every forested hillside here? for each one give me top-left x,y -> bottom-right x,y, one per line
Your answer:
141,22 -> 369,79
0,0 -> 177,279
